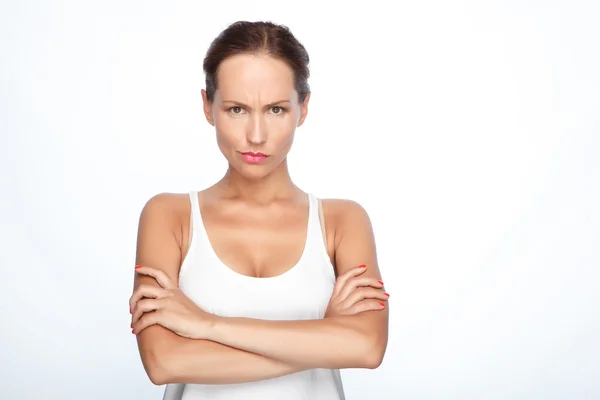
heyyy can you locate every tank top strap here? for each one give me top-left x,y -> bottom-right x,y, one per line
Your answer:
306,193 -> 334,276
306,193 -> 319,237
188,190 -> 203,242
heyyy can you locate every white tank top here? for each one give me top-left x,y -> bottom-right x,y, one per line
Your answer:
162,190 -> 346,400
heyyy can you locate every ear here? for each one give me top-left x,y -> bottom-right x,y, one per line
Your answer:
201,89 -> 215,126
297,92 -> 311,127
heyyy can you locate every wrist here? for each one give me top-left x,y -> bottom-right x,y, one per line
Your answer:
202,313 -> 222,341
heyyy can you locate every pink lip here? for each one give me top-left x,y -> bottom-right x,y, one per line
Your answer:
241,152 -> 268,164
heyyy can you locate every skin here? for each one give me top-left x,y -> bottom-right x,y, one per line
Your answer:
130,53 -> 389,385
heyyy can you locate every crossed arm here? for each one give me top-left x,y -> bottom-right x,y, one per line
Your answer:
133,194 -> 388,385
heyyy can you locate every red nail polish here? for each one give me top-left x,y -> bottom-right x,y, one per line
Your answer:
135,265 -> 141,269
384,292 -> 390,297
358,264 -> 367,268
132,329 -> 135,334
378,280 -> 384,285
379,302 -> 385,307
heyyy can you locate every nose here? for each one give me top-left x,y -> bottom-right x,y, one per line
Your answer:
246,113 -> 267,145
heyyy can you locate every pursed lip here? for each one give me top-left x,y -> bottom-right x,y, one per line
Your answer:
241,151 -> 268,157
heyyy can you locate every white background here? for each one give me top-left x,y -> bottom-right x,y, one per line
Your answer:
1,1 -> 599,399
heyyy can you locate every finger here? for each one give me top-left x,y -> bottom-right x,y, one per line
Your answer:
131,298 -> 166,326
347,299 -> 387,315
339,287 -> 390,310
135,265 -> 177,290
132,310 -> 161,335
332,264 -> 368,298
129,284 -> 169,313
337,276 -> 384,302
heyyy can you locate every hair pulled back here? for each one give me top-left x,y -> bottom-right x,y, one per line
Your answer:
203,21 -> 310,104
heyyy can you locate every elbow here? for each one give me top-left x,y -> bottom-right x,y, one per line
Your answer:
147,366 -> 169,386
359,333 -> 387,370
143,357 -> 172,386
136,327 -> 190,385
335,318 -> 387,370
140,347 -> 175,386
363,348 -> 385,369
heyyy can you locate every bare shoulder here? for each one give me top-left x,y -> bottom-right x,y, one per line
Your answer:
320,198 -> 377,277
320,198 -> 372,235
320,198 -> 369,214
136,192 -> 193,281
139,192 -> 191,222
140,192 -> 190,216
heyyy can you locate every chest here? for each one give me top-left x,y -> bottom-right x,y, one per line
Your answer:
179,248 -> 336,320
200,201 -> 316,279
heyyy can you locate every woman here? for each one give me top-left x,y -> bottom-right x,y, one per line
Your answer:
129,21 -> 389,400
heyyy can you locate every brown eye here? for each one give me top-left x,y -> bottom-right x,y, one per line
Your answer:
231,106 -> 242,114
271,106 -> 284,114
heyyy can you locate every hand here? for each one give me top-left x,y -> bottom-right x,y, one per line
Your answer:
129,265 -> 214,339
325,264 -> 389,317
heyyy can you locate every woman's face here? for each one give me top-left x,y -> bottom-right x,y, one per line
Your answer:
201,53 -> 310,179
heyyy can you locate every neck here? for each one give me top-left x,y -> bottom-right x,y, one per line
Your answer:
216,159 -> 301,204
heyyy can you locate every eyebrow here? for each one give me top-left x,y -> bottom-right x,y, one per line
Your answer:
221,100 -> 291,108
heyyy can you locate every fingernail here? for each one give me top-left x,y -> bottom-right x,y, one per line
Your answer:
384,292 -> 390,297
378,280 -> 384,285
358,264 -> 367,268
379,302 -> 385,307
132,329 -> 135,334
135,265 -> 141,269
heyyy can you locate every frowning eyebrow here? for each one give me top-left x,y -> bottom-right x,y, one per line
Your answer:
221,100 -> 291,108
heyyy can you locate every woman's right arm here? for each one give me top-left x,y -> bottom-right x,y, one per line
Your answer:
133,193 -> 305,385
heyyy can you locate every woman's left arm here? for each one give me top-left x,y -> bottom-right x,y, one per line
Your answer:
205,200 -> 389,370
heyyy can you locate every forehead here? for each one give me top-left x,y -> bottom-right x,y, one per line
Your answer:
215,53 -> 297,102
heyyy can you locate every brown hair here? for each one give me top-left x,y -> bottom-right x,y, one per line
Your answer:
203,21 -> 310,104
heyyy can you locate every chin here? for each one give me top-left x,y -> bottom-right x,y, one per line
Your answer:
230,162 -> 274,180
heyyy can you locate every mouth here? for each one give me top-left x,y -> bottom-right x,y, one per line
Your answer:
240,151 -> 268,164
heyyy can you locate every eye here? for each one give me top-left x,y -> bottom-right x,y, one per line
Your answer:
270,106 -> 285,114
230,106 -> 243,114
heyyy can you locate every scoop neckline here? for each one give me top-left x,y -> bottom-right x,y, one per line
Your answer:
193,191 -> 312,282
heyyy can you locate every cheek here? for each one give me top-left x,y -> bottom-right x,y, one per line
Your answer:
268,112 -> 299,137
266,123 -> 295,151
214,112 -> 233,130
214,115 -> 242,142
268,117 -> 292,130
